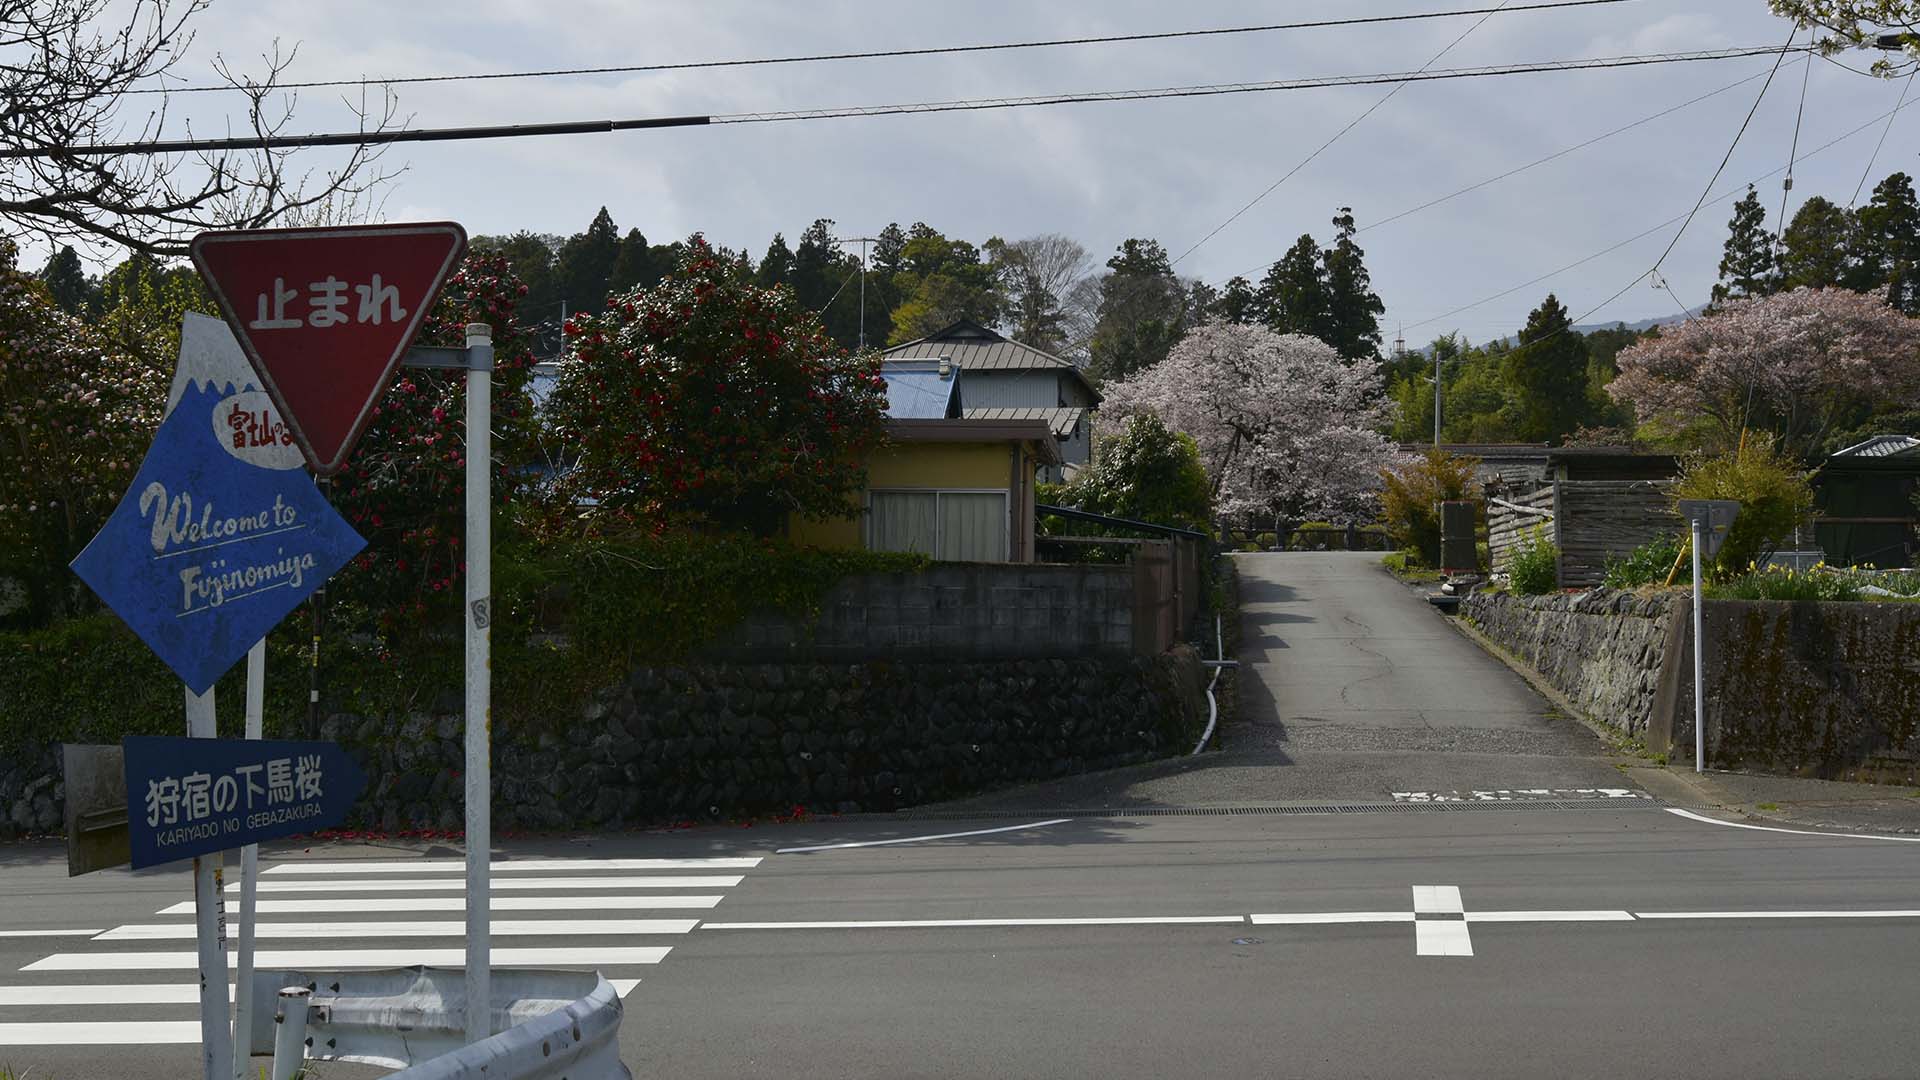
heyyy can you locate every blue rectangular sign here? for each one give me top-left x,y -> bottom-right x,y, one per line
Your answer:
123,736 -> 367,869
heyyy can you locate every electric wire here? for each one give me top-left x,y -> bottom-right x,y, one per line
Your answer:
1647,26 -> 1799,280
1225,54 -> 1809,282
1777,35 -> 1814,238
11,45 -> 1815,159
1169,0 -> 1511,268
1401,91 -> 1920,336
127,0 -> 1637,96
1850,70 -> 1916,205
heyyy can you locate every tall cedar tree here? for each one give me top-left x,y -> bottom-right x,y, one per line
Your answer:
38,246 -> 95,316
1087,239 -> 1187,384
557,207 -> 622,315
1779,196 -> 1853,289
1848,172 -> 1920,311
1259,235 -> 1334,344
1712,185 -> 1779,304
1322,208 -> 1386,361
609,228 -> 664,294
1501,293 -> 1590,443
1211,275 -> 1261,324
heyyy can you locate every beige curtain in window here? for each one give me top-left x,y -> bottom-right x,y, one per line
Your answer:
937,492 -> 1008,562
870,491 -> 938,554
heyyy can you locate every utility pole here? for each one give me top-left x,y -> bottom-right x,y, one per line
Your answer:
835,236 -> 880,351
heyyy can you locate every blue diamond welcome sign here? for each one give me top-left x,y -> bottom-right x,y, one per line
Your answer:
71,376 -> 365,695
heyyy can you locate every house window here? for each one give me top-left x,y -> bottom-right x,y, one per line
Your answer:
869,490 -> 1008,561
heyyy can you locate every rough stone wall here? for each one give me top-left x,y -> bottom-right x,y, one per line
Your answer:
0,649 -> 1207,839
1463,588 -> 1676,737
1694,601 -> 1920,779
1465,589 -> 1920,780
711,563 -> 1136,661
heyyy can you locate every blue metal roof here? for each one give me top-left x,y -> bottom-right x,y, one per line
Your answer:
881,360 -> 962,419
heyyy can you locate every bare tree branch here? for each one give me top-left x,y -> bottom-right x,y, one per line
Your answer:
0,0 -> 404,257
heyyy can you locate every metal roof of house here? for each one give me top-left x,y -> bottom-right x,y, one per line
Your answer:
883,320 -> 1100,402
965,406 -> 1084,438
1832,434 -> 1920,458
880,359 -> 962,420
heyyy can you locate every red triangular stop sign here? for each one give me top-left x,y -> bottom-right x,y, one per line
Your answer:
190,223 -> 468,475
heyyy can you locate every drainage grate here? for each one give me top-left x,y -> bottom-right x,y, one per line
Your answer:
844,798 -> 1663,821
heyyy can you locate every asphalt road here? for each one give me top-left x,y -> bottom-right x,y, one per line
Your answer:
4,806 -> 1920,1079
4,553 -> 1912,1078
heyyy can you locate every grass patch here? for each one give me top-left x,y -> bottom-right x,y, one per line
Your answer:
1757,802 -> 1780,811
1381,550 -> 1442,583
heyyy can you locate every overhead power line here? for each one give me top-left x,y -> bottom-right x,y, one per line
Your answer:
8,45 -> 1815,160
1171,0 -> 1512,268
131,0 -> 1637,96
1401,90 -> 1920,335
1645,26 -> 1799,280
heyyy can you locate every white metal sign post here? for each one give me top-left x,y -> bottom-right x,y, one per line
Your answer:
185,685 -> 233,1079
462,322 -> 494,1045
1678,499 -> 1739,774
232,639 -> 266,1079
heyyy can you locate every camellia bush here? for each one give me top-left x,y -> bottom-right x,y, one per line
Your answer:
545,238 -> 887,536
0,240 -> 166,624
327,252 -> 541,627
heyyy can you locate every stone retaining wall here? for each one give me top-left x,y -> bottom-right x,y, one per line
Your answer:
1465,589 -> 1920,781
1462,588 -> 1678,737
0,649 -> 1208,839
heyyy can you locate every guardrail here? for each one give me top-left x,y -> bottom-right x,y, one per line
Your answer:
247,966 -> 628,1079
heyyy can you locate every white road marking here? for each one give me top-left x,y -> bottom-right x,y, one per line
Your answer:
262,856 -> 762,874
609,979 -> 641,996
704,916 -> 1246,930
23,946 -> 672,972
94,918 -> 700,941
775,819 -> 1072,854
1413,885 -> 1472,956
1250,912 -> 1414,925
0,929 -> 104,938
231,874 -> 745,893
0,984 -> 210,1006
1633,909 -> 1920,920
161,894 -> 726,915
1466,911 -> 1636,922
1247,910 -> 1636,925
1415,920 -> 1474,956
0,1020 -> 203,1045
1665,807 -> 1920,843
1412,885 -> 1464,915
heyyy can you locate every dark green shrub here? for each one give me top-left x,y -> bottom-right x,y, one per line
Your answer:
1380,450 -> 1481,568
1509,526 -> 1559,595
1672,435 -> 1813,580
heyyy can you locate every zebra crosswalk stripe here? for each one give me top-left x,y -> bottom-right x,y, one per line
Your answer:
0,854 -> 754,1048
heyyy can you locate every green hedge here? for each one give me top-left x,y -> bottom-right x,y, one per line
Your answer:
0,534 -> 924,757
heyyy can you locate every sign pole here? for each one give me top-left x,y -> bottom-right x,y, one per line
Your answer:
231,640 -> 266,1076
186,685 -> 233,1080
1691,519 -> 1706,774
463,322 -> 494,1045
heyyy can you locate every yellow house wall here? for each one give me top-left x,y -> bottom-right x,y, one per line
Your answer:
789,441 -> 1023,551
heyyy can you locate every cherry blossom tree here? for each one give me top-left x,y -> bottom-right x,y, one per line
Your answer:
1609,286 -> 1920,454
1099,322 -> 1397,524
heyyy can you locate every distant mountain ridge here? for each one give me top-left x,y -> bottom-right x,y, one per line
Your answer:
1571,306 -> 1707,334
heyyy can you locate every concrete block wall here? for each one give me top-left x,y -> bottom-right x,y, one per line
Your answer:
712,562 -> 1136,661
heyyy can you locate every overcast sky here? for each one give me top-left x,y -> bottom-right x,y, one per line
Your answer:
121,1 -> 1920,343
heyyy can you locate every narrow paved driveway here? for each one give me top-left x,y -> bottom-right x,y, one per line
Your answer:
939,552 -> 1636,809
